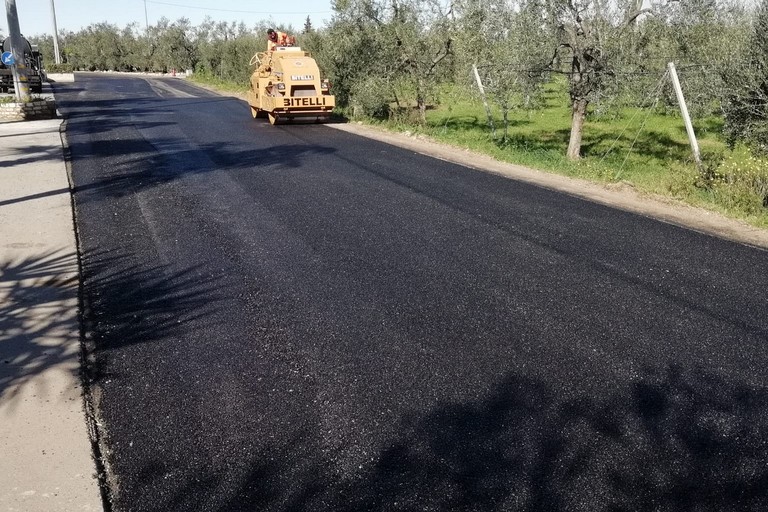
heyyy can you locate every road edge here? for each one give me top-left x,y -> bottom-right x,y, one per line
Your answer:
59,117 -> 116,512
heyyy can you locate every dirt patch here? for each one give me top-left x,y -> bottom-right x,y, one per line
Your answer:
328,122 -> 768,251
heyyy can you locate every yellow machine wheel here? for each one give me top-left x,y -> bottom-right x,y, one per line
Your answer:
250,106 -> 259,118
268,112 -> 279,125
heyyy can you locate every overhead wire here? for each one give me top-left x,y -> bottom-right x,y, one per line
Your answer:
616,74 -> 668,179
598,69 -> 669,173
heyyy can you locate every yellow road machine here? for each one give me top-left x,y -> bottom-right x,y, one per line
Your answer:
248,46 -> 335,124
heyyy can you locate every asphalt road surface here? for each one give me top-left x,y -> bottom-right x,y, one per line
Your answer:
55,74 -> 768,512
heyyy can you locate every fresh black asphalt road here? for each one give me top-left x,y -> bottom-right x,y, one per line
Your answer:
55,74 -> 768,512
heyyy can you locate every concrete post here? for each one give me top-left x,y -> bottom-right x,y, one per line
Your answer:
668,62 -> 702,169
472,64 -> 495,134
5,0 -> 31,101
49,0 -> 61,64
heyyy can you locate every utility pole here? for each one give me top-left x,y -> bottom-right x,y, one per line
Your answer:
143,0 -> 150,71
49,0 -> 61,64
5,0 -> 30,101
667,62 -> 702,170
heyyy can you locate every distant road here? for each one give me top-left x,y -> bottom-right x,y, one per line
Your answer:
56,73 -> 768,512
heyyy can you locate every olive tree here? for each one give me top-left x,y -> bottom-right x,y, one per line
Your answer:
314,1 -> 394,113
722,0 -> 768,154
387,0 -> 454,122
150,17 -> 197,73
324,0 -> 454,122
638,0 -> 752,117
457,0 -> 552,140
65,23 -> 129,71
547,0 -> 661,159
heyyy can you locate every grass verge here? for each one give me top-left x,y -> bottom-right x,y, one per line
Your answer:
189,74 -> 249,96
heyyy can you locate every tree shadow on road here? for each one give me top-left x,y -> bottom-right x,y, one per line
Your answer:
0,249 -> 225,402
334,366 -> 768,512
63,132 -> 338,205
77,249 -> 226,380
135,364 -> 768,512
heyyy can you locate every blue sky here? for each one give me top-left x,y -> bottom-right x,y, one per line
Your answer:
4,0 -> 335,38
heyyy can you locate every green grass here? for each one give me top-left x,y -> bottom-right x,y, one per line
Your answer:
45,63 -> 74,73
189,73 -> 249,95
0,94 -> 41,104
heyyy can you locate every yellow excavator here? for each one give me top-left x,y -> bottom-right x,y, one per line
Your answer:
247,46 -> 335,124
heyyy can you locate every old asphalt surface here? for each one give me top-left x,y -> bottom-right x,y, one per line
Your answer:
0,76 -> 766,511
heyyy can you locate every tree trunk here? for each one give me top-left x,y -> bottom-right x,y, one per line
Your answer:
417,93 -> 427,124
416,77 -> 427,124
503,107 -> 509,143
567,98 -> 588,160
